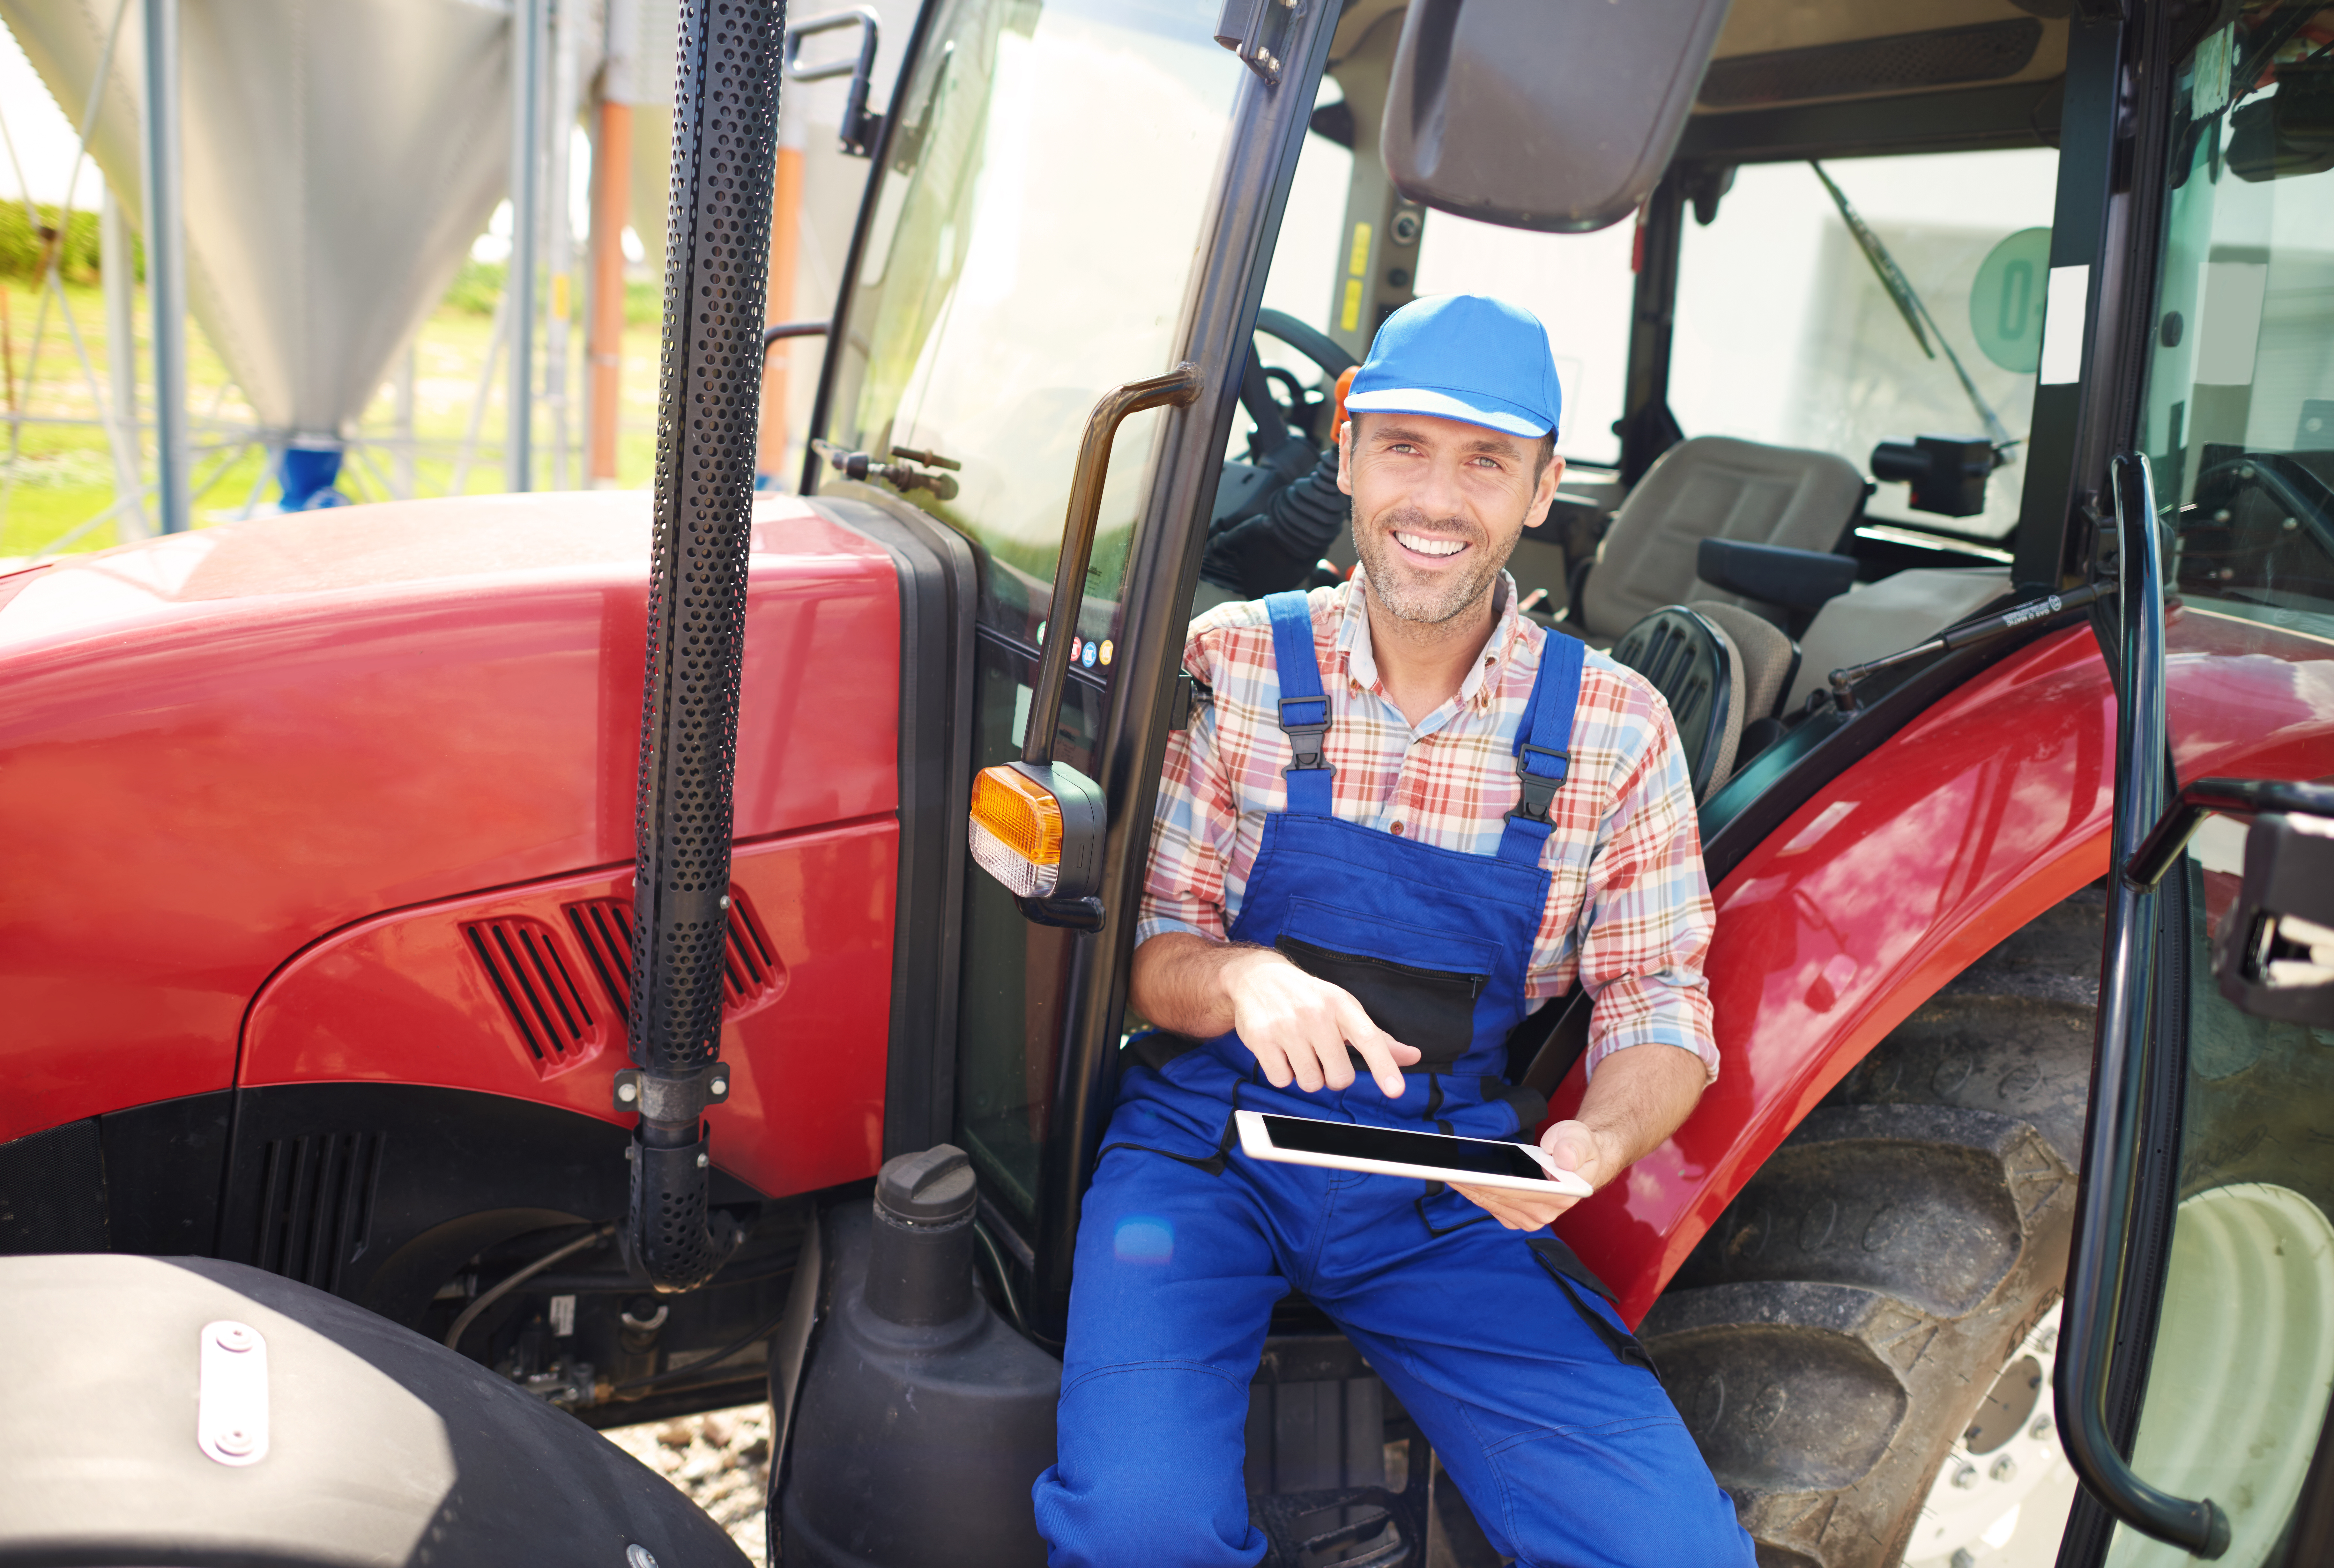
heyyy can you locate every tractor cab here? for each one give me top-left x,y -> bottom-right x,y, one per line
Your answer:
793,0 -> 2334,1564
3,1 -> 2332,1566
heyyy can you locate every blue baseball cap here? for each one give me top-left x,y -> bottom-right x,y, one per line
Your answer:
1344,293 -> 1562,440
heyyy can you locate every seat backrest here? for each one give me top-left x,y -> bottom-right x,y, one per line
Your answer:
1688,600 -> 1798,724
1782,567 -> 2012,712
1579,436 -> 1866,640
1609,606 -> 1743,802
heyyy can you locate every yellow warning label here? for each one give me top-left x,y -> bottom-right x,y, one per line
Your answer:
551,273 -> 571,319
1340,279 -> 1364,333
1347,222 -> 1373,277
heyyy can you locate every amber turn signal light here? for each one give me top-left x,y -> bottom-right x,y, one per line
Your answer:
969,761 -> 1105,901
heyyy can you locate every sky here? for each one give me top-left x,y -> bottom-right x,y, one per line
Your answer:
0,20 -> 100,207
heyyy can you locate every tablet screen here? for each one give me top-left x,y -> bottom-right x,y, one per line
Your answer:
1258,1114 -> 1553,1182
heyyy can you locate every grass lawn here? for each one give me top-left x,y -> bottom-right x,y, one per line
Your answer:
1,271 -> 672,562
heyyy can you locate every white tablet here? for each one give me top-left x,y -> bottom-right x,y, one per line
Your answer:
1234,1110 -> 1593,1197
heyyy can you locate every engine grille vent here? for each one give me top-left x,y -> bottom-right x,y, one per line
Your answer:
463,917 -> 607,1071
565,886 -> 785,1022
1699,19 -> 2042,109
253,1132 -> 385,1294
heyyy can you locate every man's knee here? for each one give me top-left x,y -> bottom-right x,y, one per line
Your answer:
1035,1363 -> 1262,1568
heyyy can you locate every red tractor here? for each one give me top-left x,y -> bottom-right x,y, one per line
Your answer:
3,2 -> 2332,1565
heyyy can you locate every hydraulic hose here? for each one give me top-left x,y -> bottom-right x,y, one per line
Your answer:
626,0 -> 788,1292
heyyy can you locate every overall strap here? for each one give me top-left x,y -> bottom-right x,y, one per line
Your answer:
1264,591 -> 1334,816
1498,629 -> 1587,864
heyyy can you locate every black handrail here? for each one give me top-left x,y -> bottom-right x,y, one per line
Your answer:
2054,450 -> 2231,1558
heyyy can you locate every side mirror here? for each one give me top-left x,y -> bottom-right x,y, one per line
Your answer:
784,8 -> 884,158
2216,810 -> 2334,1026
1381,0 -> 1734,233
1870,434 -> 1995,519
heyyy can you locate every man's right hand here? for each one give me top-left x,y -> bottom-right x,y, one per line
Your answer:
1218,948 -> 1420,1098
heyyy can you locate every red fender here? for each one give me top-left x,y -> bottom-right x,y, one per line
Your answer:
1555,609 -> 2334,1327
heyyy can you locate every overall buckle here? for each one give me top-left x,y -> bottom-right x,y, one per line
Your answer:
1278,694 -> 1332,775
1509,743 -> 1570,823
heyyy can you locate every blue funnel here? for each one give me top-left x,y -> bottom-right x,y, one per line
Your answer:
279,445 -> 350,511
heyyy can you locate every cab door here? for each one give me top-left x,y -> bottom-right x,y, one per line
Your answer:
2061,6 -> 2334,1563
805,0 -> 1335,1335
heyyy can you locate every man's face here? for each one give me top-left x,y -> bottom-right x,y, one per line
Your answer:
1338,411 -> 1562,627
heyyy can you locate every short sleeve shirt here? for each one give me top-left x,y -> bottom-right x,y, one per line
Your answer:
1137,571 -> 1720,1079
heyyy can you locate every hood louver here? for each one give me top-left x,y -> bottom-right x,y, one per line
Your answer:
563,885 -> 785,1023
462,917 -> 610,1073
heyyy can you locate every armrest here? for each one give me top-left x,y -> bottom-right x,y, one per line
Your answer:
1696,539 -> 1858,612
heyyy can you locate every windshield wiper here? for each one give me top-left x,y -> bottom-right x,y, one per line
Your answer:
1809,161 -> 2017,460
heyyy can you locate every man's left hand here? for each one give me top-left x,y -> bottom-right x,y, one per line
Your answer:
1453,1120 -> 1612,1230
1449,1039 -> 1713,1231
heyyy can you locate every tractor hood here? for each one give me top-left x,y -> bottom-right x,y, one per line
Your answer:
0,493 -> 903,1144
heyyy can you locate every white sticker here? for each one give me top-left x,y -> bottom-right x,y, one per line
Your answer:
2196,261 -> 2269,386
2039,265 -> 2090,385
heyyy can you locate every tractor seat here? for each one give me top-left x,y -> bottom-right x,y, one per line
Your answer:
1570,437 -> 1866,647
1608,601 -> 1799,801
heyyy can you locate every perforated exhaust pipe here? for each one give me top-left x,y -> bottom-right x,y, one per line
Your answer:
623,0 -> 788,1292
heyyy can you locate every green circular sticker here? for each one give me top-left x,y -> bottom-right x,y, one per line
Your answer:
1969,227 -> 2051,374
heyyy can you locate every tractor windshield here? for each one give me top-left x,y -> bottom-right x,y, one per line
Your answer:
821,0 -> 1241,644
1671,149 -> 2060,543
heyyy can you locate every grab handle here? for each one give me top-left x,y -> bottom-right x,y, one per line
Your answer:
1021,363 -> 1202,767
2054,450 -> 2229,1560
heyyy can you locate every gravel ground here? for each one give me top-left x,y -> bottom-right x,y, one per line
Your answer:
603,1404 -> 773,1566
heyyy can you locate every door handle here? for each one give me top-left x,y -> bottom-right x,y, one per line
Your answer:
1021,363 -> 1203,772
2056,451 -> 2230,1560
965,364 -> 1203,932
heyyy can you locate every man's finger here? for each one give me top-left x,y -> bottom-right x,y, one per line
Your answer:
1334,997 -> 1418,1099
1310,1033 -> 1356,1092
1285,1036 -> 1326,1093
1251,1039 -> 1294,1091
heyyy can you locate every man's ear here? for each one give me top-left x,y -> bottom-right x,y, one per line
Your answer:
1524,453 -> 1563,530
1336,419 -> 1355,496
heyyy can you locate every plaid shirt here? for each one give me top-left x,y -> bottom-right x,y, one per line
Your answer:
1138,572 -> 1719,1080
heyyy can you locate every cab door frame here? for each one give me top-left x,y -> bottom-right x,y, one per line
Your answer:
799,0 -> 1349,1336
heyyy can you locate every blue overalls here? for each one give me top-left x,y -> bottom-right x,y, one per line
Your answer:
1031,594 -> 1755,1568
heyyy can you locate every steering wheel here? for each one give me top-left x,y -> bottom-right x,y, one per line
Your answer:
1203,311 -> 1364,591
1244,307 -> 1357,456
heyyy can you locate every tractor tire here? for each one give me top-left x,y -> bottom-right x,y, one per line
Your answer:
1640,888 -> 2103,1568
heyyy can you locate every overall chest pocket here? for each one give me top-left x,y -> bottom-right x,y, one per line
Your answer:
1275,901 -> 1502,1065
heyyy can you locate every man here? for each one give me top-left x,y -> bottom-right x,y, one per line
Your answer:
1030,294 -> 1755,1566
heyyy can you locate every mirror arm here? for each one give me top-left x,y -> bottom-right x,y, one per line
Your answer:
784,8 -> 884,156
1021,364 -> 1203,769
2125,777 -> 2334,891
762,321 -> 829,350
2056,452 -> 2232,1561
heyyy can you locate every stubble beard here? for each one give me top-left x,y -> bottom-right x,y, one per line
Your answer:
1351,504 -> 1509,626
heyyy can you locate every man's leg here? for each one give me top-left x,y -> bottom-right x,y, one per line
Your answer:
1032,1135 -> 1288,1568
1322,1193 -> 1756,1568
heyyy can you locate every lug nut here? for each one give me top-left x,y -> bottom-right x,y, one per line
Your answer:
1951,1464 -> 1980,1490
2030,1416 -> 2053,1441
626,1548 -> 659,1568
1991,1454 -> 2018,1482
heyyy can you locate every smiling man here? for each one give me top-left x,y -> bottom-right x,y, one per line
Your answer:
1029,295 -> 1753,1566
